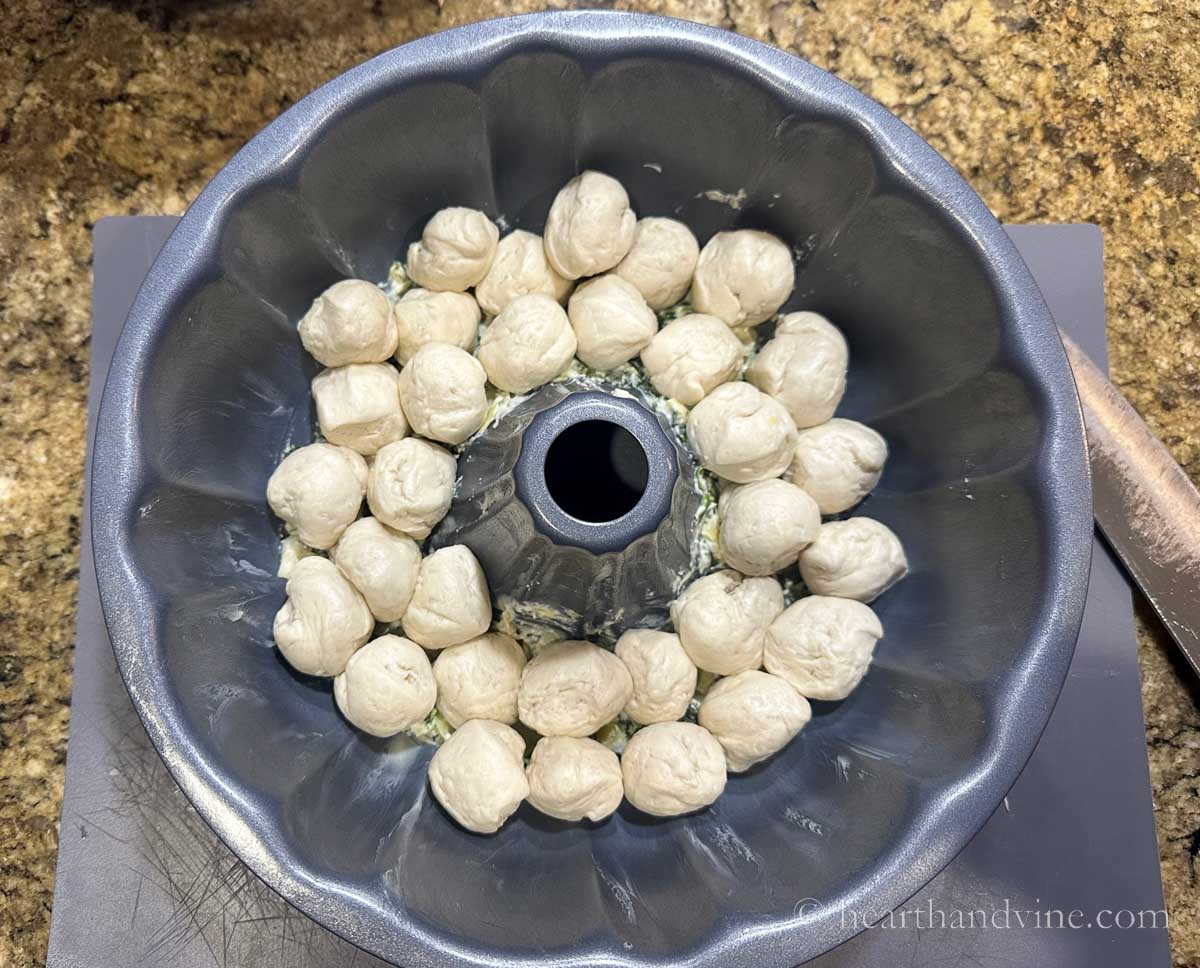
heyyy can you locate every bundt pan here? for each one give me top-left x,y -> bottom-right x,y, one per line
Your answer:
91,12 -> 1092,968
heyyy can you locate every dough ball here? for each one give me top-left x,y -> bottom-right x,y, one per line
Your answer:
614,629 -> 697,725
640,313 -> 744,406
396,342 -> 488,445
475,229 -> 573,316
691,230 -> 794,327
526,737 -> 623,822
273,556 -> 373,677
402,545 -> 492,649
786,418 -> 888,514
799,517 -> 908,602
620,722 -> 726,817
746,312 -> 848,429
311,363 -> 408,456
517,640 -> 633,738
478,294 -> 577,393
429,719 -> 528,834
567,275 -> 657,371
433,632 -> 527,728
697,670 -> 811,772
298,279 -> 397,367
614,217 -> 700,310
670,570 -> 784,675
406,207 -> 499,292
718,479 -> 821,575
686,381 -> 798,483
267,442 -> 367,549
366,437 -> 456,540
331,516 -> 421,622
543,170 -> 637,279
392,288 -> 481,365
332,634 -> 436,737
764,596 -> 883,700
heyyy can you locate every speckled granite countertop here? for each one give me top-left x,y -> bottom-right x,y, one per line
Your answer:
0,0 -> 1197,964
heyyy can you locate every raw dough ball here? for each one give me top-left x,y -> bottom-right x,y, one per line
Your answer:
526,736 -> 624,822
686,381 -> 798,483
478,294 -> 577,393
620,722 -> 726,817
567,275 -> 658,371
311,363 -> 408,456
640,313 -> 744,406
396,342 -> 488,445
718,479 -> 821,575
406,207 -> 499,292
670,570 -> 784,675
614,217 -> 700,310
273,556 -> 373,677
615,629 -> 697,725
475,229 -> 573,316
517,640 -> 633,738
691,230 -> 794,327
366,437 -> 456,540
333,634 -> 436,737
433,632 -> 527,728
331,516 -> 421,622
786,418 -> 888,514
697,670 -> 812,772
799,517 -> 908,602
298,279 -> 397,367
429,719 -> 528,834
402,545 -> 492,649
267,442 -> 367,550
392,288 -> 481,365
765,596 -> 883,700
747,312 -> 849,429
543,171 -> 637,280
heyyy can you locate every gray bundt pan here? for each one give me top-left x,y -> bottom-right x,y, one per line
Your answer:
90,11 -> 1092,968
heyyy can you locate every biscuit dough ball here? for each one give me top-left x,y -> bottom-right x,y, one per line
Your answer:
267,442 -> 367,550
331,516 -> 421,622
402,545 -> 492,649
272,556 -> 373,677
433,632 -> 527,728
765,596 -> 884,700
640,313 -> 744,406
333,634 -> 437,737
517,640 -> 633,738
392,288 -> 481,365
475,229 -> 573,316
799,518 -> 908,602
543,171 -> 637,280
686,382 -> 798,483
567,275 -> 658,371
786,419 -> 888,515
746,312 -> 849,429
406,207 -> 499,292
697,670 -> 812,772
691,230 -> 794,328
526,737 -> 624,822
718,479 -> 821,576
397,342 -> 488,445
311,363 -> 408,456
615,629 -> 698,726
614,217 -> 700,310
670,570 -> 784,675
478,294 -> 577,393
620,722 -> 727,817
366,437 -> 456,540
429,719 -> 528,834
298,279 -> 397,367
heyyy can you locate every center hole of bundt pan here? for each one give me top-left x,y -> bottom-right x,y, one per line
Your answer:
544,420 -> 650,522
